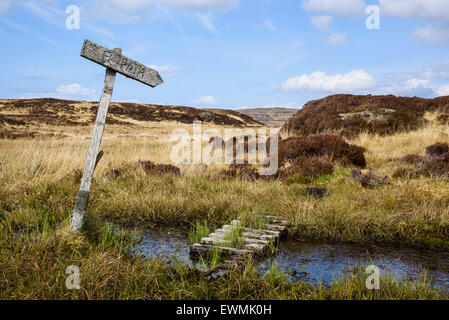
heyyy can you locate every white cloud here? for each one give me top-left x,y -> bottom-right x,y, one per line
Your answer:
376,61 -> 449,97
328,32 -> 347,46
280,62 -> 449,97
20,83 -> 96,100
394,60 -> 449,81
3,0 -> 238,32
281,69 -> 375,92
377,78 -> 431,95
413,25 -> 449,45
422,61 -> 449,80
434,84 -> 449,96
371,78 -> 449,97
310,15 -> 332,32
406,78 -> 431,88
56,84 -> 95,96
304,9 -> 348,46
380,0 -> 449,23
379,1 -> 449,46
301,0 -> 366,18
148,64 -> 179,78
194,95 -> 217,105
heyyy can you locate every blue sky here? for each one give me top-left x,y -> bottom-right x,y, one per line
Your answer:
1,0 -> 449,109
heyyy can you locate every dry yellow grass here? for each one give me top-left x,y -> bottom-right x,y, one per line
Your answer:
1,113 -> 449,299
0,121 -> 258,187
1,113 -> 449,249
354,113 -> 449,172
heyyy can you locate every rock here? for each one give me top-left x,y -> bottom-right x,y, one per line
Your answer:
351,169 -> 391,188
306,187 -> 327,198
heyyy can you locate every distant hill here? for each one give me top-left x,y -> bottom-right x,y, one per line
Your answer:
238,108 -> 298,127
201,108 -> 265,127
0,98 -> 263,139
281,94 -> 449,138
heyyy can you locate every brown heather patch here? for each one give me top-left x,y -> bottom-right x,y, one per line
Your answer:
0,98 -> 264,141
106,168 -> 123,179
398,154 -> 424,165
426,142 -> 449,156
278,134 -> 366,168
217,164 -> 260,180
437,114 -> 449,125
215,135 -> 363,182
0,128 -> 67,140
136,160 -> 181,176
0,114 -> 26,126
428,96 -> 449,113
281,94 -> 439,138
277,156 -> 334,180
104,160 -> 181,179
393,142 -> 449,178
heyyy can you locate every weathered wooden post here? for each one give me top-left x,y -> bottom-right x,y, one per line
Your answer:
71,39 -> 163,232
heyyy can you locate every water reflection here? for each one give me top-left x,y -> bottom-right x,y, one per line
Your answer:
131,228 -> 449,290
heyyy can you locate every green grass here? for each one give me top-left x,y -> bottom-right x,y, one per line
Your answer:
2,166 -> 448,250
0,222 -> 445,300
1,164 -> 449,299
285,168 -> 351,186
188,221 -> 212,247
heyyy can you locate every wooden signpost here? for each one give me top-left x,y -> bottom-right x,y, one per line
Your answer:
71,40 -> 163,232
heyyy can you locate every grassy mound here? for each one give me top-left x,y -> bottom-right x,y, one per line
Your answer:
277,156 -> 334,181
215,134 -> 366,182
394,142 -> 449,178
281,94 -> 449,138
278,134 -> 367,168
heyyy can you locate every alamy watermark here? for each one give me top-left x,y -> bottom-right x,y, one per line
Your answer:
65,265 -> 80,290
65,5 -> 80,30
365,265 -> 380,290
170,121 -> 279,176
365,5 -> 380,30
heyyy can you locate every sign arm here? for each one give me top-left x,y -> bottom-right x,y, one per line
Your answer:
70,40 -> 163,232
71,48 -> 121,232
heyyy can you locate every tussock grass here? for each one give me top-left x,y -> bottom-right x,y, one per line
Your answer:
3,165 -> 446,249
1,227 -> 444,300
0,220 -> 445,300
2,115 -> 449,299
188,221 -> 211,247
